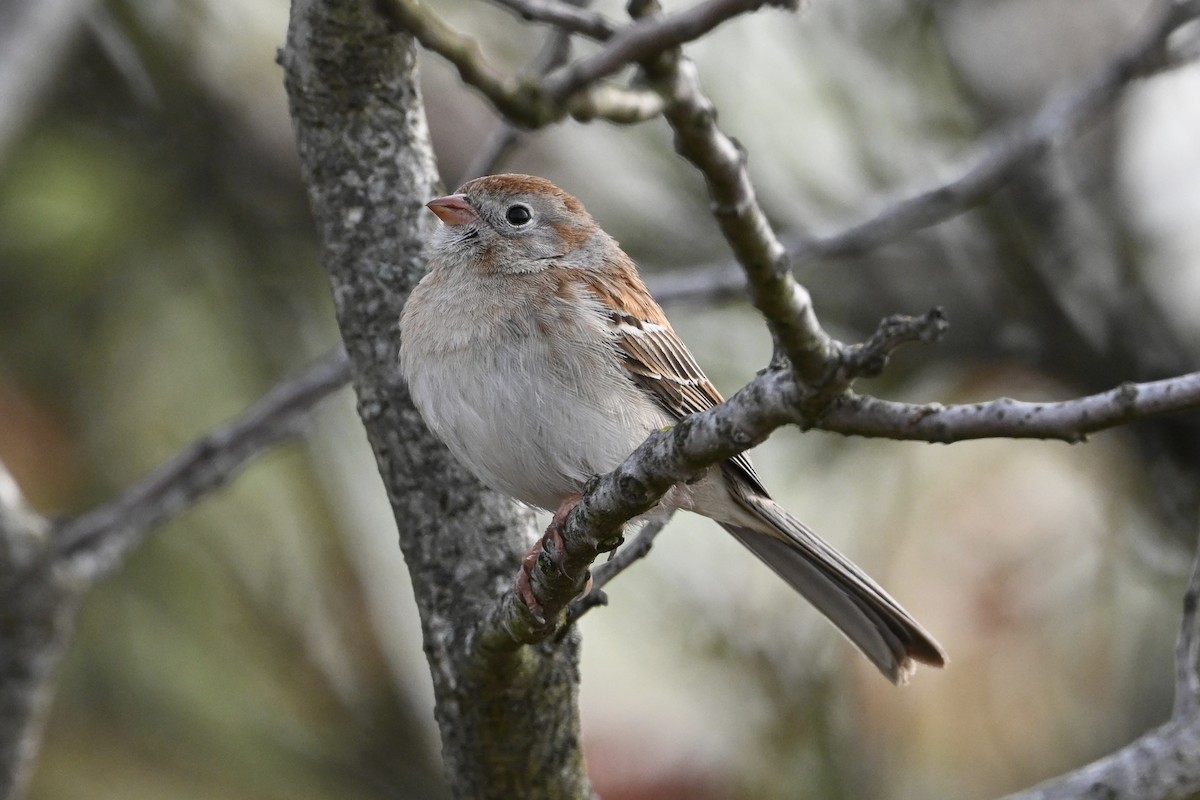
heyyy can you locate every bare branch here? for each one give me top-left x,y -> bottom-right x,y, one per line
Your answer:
820,372 -> 1200,443
563,513 -> 673,627
489,0 -> 618,39
639,25 -> 833,381
1175,538 -> 1200,718
997,715 -> 1200,800
0,464 -> 68,800
385,0 -> 554,126
457,7 -> 575,183
542,0 -> 791,104
475,321 -> 1198,649
567,84 -> 664,123
998,526 -> 1200,800
789,0 -> 1200,264
54,350 -> 351,582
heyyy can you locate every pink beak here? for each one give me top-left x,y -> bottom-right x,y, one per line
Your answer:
426,193 -> 479,226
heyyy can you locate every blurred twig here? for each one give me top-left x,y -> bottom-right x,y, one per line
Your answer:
998,528 -> 1200,799
390,0 -> 787,127
562,513 -> 673,628
459,0 -> 588,184
54,349 -> 352,581
0,0 -> 99,163
541,0 -> 793,103
1175,545 -> 1200,719
489,0 -> 618,39
788,0 -> 1200,264
643,0 -> 1200,308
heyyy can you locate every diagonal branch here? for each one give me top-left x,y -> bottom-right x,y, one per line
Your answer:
53,349 -> 351,582
790,0 -> 1200,264
997,525 -> 1200,800
541,0 -> 793,103
636,11 -> 832,382
394,0 -> 791,128
384,0 -> 542,124
562,513 -> 673,628
473,312 -> 1200,649
488,0 -> 618,39
639,0 -> 1200,309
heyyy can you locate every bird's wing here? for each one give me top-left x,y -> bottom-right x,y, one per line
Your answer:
574,261 -> 768,495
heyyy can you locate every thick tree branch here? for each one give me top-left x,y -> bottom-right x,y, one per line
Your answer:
0,464 -> 69,800
282,1 -> 591,795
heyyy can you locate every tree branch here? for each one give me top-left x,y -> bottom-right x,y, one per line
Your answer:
488,0 -> 618,40
790,0 -> 1200,264
997,526 -> 1200,800
639,17 -> 833,384
283,1 -> 592,794
395,0 -> 792,128
820,372 -> 1200,443
476,308 -> 1200,649
563,513 -> 673,628
638,0 -> 1200,310
0,463 -> 66,800
384,0 -> 546,125
541,0 -> 792,103
53,349 -> 352,582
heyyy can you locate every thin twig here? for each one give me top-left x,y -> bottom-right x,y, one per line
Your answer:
488,0 -> 618,39
1174,535 -> 1200,718
387,0 -> 547,125
564,513 -> 673,627
542,0 -> 790,103
459,0 -> 589,184
54,349 -> 352,581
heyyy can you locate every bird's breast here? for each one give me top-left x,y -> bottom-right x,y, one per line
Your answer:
400,274 -> 668,510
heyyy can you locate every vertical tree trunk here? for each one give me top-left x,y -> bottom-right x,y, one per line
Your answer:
279,1 -> 592,796
0,500 -> 76,800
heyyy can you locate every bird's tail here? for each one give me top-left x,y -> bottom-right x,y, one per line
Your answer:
720,494 -> 945,684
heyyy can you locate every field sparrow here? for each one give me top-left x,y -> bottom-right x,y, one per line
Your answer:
400,174 -> 945,683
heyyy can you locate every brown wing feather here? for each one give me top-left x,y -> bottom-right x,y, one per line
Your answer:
570,260 -> 767,495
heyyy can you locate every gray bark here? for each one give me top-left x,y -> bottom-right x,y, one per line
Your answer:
279,1 -> 592,796
0,476 -> 76,800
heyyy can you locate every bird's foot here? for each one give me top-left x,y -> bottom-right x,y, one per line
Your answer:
516,492 -> 583,624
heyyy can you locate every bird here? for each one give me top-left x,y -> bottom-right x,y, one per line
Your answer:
399,173 -> 945,683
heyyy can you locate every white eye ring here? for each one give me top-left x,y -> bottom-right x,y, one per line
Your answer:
505,204 -> 533,226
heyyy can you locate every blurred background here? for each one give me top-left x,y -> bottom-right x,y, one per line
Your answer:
1,0 -> 1198,797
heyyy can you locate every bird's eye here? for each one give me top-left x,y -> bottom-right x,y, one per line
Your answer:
505,204 -> 533,226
